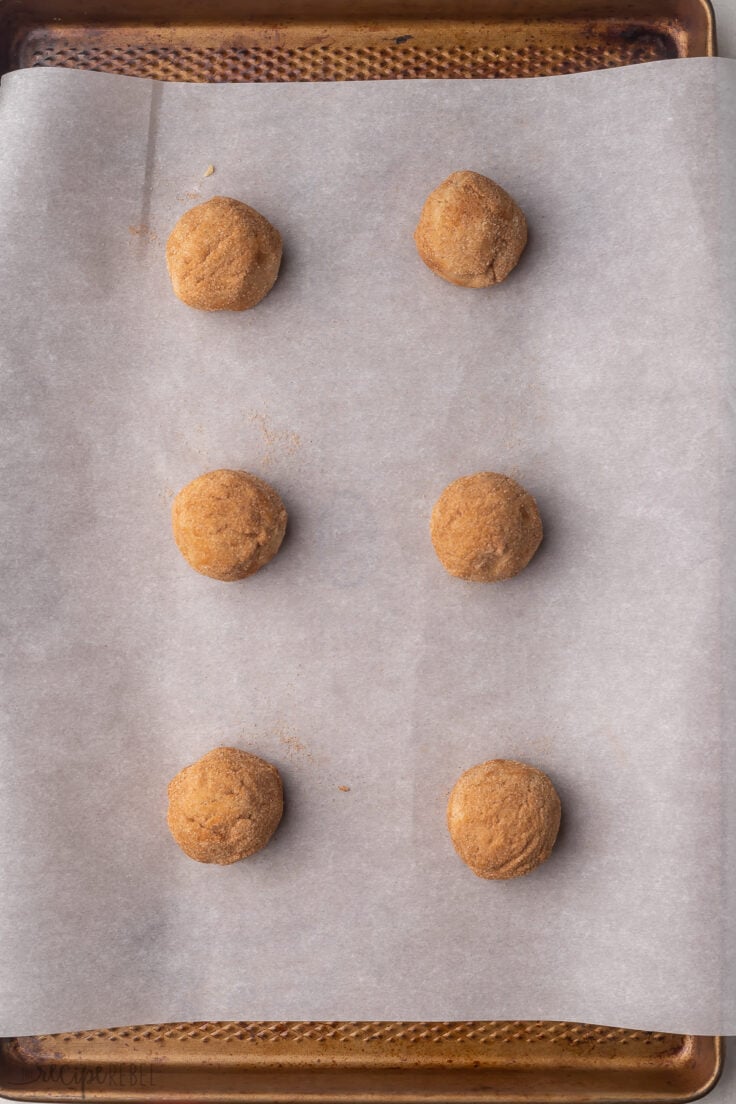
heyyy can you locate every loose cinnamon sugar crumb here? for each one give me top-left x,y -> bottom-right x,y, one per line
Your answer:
128,223 -> 159,245
338,785 -> 351,792
273,722 -> 313,764
250,411 -> 302,468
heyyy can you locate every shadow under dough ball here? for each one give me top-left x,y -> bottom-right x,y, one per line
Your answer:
167,746 -> 284,865
447,759 -> 561,880
166,195 -> 282,311
172,469 -> 287,581
431,471 -> 542,582
414,170 -> 527,288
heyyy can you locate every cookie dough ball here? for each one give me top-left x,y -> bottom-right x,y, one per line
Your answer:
430,472 -> 542,582
167,746 -> 284,865
166,196 -> 282,311
172,469 -> 287,582
447,759 -> 561,880
414,171 -> 527,288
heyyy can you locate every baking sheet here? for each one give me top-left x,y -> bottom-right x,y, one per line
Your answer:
0,57 -> 735,1038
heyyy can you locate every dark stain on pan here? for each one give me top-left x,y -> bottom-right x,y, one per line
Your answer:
599,19 -> 682,57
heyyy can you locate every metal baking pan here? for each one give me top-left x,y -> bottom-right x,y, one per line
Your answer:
0,0 -> 721,1100
0,0 -> 716,81
0,1021 -> 724,1102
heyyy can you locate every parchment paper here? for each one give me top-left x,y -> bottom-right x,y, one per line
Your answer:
1,57 -> 735,1037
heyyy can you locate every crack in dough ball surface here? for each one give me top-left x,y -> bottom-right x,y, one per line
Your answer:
430,471 -> 542,582
414,170 -> 527,288
167,746 -> 284,865
166,195 -> 282,311
172,469 -> 287,582
447,759 -> 561,879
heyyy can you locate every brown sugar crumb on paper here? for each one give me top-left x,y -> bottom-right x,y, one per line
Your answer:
274,722 -> 314,764
249,411 -> 302,468
128,223 -> 159,245
338,785 -> 351,792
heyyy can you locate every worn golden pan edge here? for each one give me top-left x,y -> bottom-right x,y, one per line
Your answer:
0,0 -> 716,80
0,1022 -> 724,1102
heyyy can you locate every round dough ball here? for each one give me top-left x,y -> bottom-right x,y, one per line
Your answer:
167,746 -> 284,865
166,195 -> 282,311
430,472 -> 542,583
172,469 -> 287,582
414,170 -> 527,288
447,759 -> 561,880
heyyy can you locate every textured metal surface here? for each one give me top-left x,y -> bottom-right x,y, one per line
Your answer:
32,1019 -> 676,1047
22,36 -> 673,80
0,1022 -> 723,1101
0,0 -> 716,81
